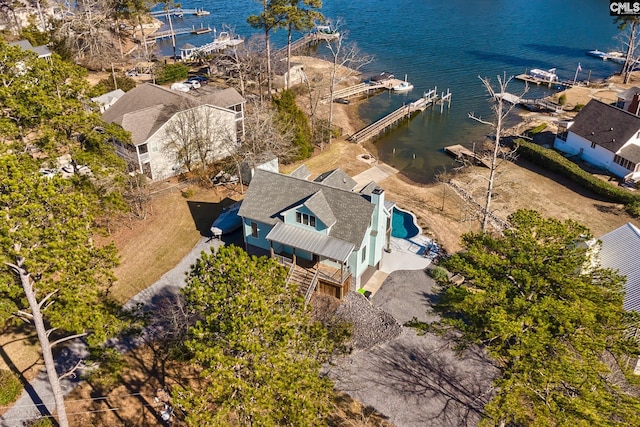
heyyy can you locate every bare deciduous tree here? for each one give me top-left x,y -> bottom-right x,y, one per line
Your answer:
468,73 -> 526,232
322,20 -> 373,145
237,98 -> 297,164
163,103 -> 238,180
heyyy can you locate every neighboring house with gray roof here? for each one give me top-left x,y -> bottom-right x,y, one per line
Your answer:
554,99 -> 640,183
588,223 -> 640,312
91,89 -> 125,113
238,168 -> 394,298
10,39 -> 51,59
102,83 -> 245,180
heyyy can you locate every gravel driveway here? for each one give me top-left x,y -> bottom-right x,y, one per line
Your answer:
327,270 -> 499,427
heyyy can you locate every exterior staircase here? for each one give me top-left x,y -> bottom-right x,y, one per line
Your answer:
287,264 -> 319,307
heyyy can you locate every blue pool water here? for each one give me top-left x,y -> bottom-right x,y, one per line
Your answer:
391,207 -> 419,239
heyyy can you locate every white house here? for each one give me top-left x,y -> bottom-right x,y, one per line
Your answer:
103,83 -> 245,181
554,99 -> 640,183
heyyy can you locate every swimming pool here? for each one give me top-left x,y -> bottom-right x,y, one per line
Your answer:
391,206 -> 420,239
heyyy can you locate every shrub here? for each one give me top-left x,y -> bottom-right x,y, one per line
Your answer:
515,138 -> 640,216
558,94 -> 567,106
155,63 -> 190,84
528,123 -> 548,135
87,75 -> 137,98
574,103 -> 585,112
428,265 -> 450,283
0,369 -> 22,405
26,418 -> 54,427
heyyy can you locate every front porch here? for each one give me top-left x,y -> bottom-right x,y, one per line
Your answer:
273,253 -> 352,302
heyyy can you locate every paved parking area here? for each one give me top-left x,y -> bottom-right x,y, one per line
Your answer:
328,270 -> 499,427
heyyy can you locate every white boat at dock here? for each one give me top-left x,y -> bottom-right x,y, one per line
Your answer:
586,49 -> 608,60
528,68 -> 558,83
586,49 -> 626,64
393,75 -> 414,92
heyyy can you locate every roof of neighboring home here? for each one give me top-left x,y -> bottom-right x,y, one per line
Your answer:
569,99 -> 640,153
102,83 -> 243,144
289,164 -> 311,180
617,86 -> 640,100
10,40 -> 51,58
597,222 -> 640,312
619,143 -> 640,164
314,168 -> 357,191
238,169 -> 374,249
91,89 -> 125,106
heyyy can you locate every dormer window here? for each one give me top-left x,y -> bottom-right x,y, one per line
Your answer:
296,212 -> 316,227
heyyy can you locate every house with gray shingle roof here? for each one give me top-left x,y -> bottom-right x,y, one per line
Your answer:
591,223 -> 640,312
554,99 -> 640,182
9,40 -> 51,59
238,168 -> 394,298
103,83 -> 245,180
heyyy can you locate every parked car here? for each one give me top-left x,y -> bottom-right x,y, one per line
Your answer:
184,80 -> 201,89
170,82 -> 190,92
188,75 -> 208,84
125,69 -> 138,77
334,97 -> 350,105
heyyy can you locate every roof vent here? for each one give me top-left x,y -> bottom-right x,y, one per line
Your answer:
591,131 -> 595,135
612,138 -> 616,143
610,127 -> 614,131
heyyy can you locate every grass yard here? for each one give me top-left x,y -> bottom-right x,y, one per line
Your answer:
96,179 -> 242,304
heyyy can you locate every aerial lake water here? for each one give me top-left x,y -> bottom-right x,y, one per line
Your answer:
154,0 -> 624,182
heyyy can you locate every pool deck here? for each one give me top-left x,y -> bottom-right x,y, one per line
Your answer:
362,235 -> 436,296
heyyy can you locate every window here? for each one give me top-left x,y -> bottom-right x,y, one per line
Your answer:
251,222 -> 258,238
614,154 -> 636,171
138,143 -> 148,154
590,142 -> 596,149
361,246 -> 367,263
295,212 -> 316,227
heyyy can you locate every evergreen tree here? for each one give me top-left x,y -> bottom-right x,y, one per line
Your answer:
273,89 -> 313,159
175,245 -> 336,426
0,154 -> 125,426
422,210 -> 640,426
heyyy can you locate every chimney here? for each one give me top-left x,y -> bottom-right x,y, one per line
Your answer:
627,93 -> 640,116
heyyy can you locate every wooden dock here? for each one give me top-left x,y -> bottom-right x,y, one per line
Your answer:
151,8 -> 210,18
180,34 -> 244,61
347,88 -> 450,143
443,144 -> 492,168
321,82 -> 386,103
496,92 -> 563,113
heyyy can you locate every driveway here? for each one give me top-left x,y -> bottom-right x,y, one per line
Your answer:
327,270 -> 499,427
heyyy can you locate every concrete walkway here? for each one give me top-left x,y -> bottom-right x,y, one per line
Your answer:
0,236 -> 223,427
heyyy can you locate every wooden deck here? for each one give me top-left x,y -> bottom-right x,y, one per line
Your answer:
443,144 -> 492,168
321,82 -> 387,103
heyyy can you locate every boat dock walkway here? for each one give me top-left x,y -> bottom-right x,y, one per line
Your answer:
180,35 -> 244,61
321,82 -> 387,103
443,144 -> 492,168
151,24 -> 213,40
496,92 -> 563,113
150,8 -> 210,18
347,88 -> 451,143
